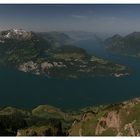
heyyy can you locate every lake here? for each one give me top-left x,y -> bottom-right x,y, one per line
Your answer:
0,39 -> 140,110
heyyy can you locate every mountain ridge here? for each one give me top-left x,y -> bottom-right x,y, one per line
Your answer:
0,29 -> 34,40
105,32 -> 140,57
0,28 -> 129,79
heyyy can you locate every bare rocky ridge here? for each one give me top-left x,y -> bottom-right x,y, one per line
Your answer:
95,111 -> 120,135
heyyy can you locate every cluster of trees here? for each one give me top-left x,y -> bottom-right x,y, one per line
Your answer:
0,110 -> 65,136
0,113 -> 27,135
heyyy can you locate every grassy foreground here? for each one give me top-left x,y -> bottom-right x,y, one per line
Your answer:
0,98 -> 140,136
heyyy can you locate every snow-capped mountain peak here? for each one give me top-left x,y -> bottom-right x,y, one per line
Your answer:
0,29 -> 33,40
12,29 -> 27,35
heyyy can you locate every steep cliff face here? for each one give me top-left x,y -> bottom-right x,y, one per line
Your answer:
68,98 -> 140,136
95,111 -> 120,135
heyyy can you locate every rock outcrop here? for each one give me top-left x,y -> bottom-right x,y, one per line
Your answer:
95,111 -> 120,135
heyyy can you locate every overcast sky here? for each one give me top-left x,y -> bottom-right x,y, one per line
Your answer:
0,4 -> 140,35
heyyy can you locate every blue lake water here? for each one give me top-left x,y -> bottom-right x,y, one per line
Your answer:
0,40 -> 140,109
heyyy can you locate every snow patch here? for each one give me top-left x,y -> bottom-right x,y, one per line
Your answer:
5,32 -> 11,38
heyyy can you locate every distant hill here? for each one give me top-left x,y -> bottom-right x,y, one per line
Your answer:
62,31 -> 102,42
62,31 -> 104,54
37,31 -> 73,47
105,32 -> 140,57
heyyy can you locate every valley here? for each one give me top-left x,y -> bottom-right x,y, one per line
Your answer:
0,4 -> 140,137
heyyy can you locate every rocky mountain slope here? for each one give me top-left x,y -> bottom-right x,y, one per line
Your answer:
0,29 -> 33,40
0,29 -> 129,79
105,32 -> 140,57
69,97 -> 140,136
0,97 -> 140,136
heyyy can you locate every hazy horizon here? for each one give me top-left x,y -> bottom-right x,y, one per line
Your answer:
1,4 -> 140,35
